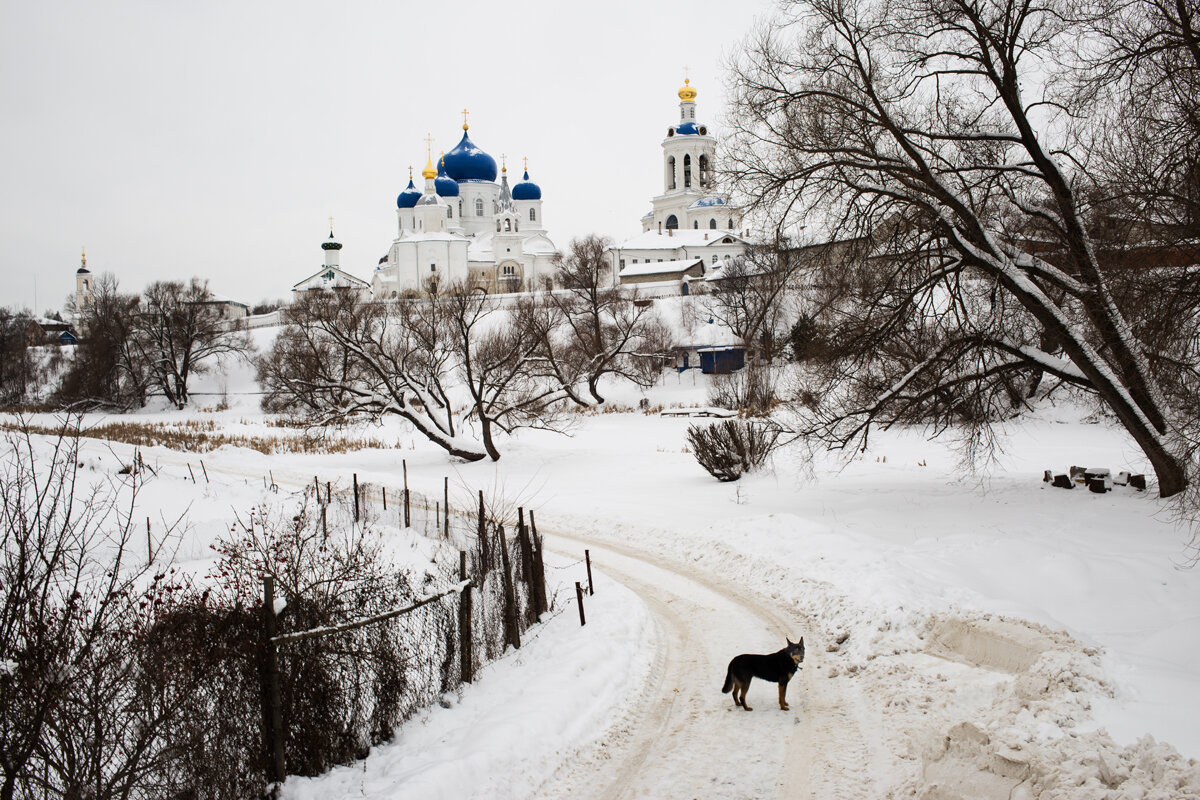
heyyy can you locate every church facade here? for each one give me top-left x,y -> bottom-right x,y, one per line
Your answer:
371,118 -> 558,297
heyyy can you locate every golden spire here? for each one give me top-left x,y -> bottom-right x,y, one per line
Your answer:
462,108 -> 470,131
678,77 -> 697,102
422,134 -> 437,179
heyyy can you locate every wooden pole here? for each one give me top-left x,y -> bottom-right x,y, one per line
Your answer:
529,510 -> 546,617
516,508 -> 534,625
575,581 -> 587,626
352,473 -> 360,522
459,550 -> 473,684
262,577 -> 286,784
477,490 -> 488,572
497,525 -> 520,650
403,460 -> 410,528
585,549 -> 594,596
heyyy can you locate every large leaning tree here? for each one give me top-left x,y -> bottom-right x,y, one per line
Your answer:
726,0 -> 1198,497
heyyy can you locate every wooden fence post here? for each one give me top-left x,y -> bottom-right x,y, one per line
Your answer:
585,549 -> 594,596
352,473 -> 360,522
529,510 -> 546,617
497,525 -> 520,650
477,490 -> 488,573
403,460 -> 410,528
575,581 -> 587,626
459,550 -> 473,684
262,577 -> 286,784
517,508 -> 535,625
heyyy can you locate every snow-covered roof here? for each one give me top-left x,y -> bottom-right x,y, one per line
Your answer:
399,231 -> 467,243
619,258 -> 703,278
616,230 -> 746,250
204,292 -> 249,307
293,266 -> 369,290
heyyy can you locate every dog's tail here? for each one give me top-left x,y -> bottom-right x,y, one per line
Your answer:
721,666 -> 733,694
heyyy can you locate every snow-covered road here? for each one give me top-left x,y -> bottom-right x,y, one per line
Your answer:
539,531 -> 881,800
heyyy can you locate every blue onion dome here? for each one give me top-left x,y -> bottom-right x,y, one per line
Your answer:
435,155 -> 459,197
397,170 -> 421,209
512,169 -> 541,200
442,128 -> 498,182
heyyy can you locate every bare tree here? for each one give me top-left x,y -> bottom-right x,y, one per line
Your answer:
57,274 -> 147,409
258,288 -> 573,461
726,0 -> 1194,497
135,279 -> 251,409
0,309 -> 33,407
536,235 -> 671,406
0,417 -> 167,800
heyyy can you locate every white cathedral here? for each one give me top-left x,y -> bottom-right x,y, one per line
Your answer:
294,78 -> 747,300
371,117 -> 558,297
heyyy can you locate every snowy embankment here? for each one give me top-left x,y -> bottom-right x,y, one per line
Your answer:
8,338 -> 1199,797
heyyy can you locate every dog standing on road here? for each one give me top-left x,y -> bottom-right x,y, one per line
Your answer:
721,638 -> 805,711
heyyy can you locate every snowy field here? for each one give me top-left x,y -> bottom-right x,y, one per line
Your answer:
6,337 -> 1200,798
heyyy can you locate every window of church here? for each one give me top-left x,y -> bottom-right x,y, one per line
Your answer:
476,199 -> 484,216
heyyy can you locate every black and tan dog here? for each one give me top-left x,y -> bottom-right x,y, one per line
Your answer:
721,638 -> 805,711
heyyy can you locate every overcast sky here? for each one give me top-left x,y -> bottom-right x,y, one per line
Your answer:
0,0 -> 778,313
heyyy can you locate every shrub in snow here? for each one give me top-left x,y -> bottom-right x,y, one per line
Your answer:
687,419 -> 781,481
